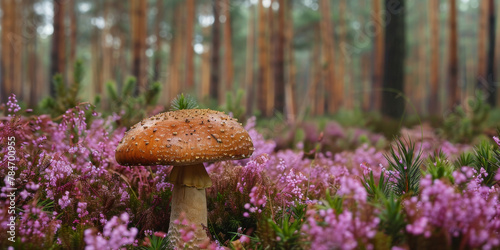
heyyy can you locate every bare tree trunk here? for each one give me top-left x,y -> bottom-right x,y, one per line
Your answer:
222,0 -> 234,103
477,0 -> 488,83
372,0 -> 384,111
284,0 -> 296,122
50,0 -> 66,95
382,0 -> 406,118
210,0 -> 221,101
131,0 -> 147,94
245,3 -> 256,117
308,28 -> 321,116
447,0 -> 459,108
201,25 -> 211,100
485,0 -> 496,106
0,0 -> 11,103
319,0 -> 338,114
273,0 -> 286,115
67,0 -> 77,85
257,0 -> 270,116
185,0 -> 195,91
169,3 -> 183,100
428,0 -> 440,114
154,0 -> 164,82
339,0 -> 348,110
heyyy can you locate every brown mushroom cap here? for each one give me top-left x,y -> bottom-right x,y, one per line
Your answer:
115,109 -> 254,166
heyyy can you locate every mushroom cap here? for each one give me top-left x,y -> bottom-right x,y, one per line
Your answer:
115,109 -> 254,166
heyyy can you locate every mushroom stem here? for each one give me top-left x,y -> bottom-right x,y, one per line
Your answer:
168,164 -> 211,248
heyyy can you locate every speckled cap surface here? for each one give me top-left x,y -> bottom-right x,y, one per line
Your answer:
115,109 -> 254,166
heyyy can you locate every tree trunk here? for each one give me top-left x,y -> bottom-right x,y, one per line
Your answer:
382,0 -> 406,118
169,3 -> 183,100
339,0 -> 348,110
477,0 -> 488,83
257,0 -> 270,116
485,0 -> 496,106
428,0 -> 440,114
372,0 -> 384,111
185,0 -> 195,91
273,0 -> 286,115
308,28 -> 321,116
447,0 -> 459,108
222,0 -> 234,104
131,0 -> 147,95
50,0 -> 66,95
210,0 -> 221,101
319,0 -> 338,114
154,0 -> 164,82
245,3 -> 256,117
67,0 -> 77,85
284,0 -> 296,122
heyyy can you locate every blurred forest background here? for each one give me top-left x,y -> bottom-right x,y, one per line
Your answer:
0,0 -> 499,122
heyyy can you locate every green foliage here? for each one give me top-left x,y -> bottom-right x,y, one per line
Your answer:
454,152 -> 475,169
57,225 -> 86,250
377,193 -> 406,245
38,60 -> 85,117
441,92 -> 490,143
470,141 -> 499,186
169,93 -> 198,111
423,150 -> 454,183
385,137 -> 423,196
362,170 -> 391,201
222,89 -> 246,121
318,189 -> 344,215
137,234 -> 172,250
104,78 -> 161,127
266,203 -> 307,249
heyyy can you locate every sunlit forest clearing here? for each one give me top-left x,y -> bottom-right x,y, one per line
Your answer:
1,0 -> 500,249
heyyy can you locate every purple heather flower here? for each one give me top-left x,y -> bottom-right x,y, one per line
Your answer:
58,191 -> 72,209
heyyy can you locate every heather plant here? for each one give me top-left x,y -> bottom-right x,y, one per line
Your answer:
3,94 -> 500,249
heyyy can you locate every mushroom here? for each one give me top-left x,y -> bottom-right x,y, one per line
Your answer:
115,109 -> 254,247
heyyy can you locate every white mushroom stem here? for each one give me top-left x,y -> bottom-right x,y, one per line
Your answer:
168,164 -> 212,248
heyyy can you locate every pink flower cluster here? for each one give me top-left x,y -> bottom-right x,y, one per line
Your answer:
405,175 -> 500,249
303,208 -> 379,250
84,212 -> 138,249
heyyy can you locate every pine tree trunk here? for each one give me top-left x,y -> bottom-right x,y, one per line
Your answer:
169,3 -> 183,100
50,0 -> 66,95
222,0 -> 234,103
477,0 -> 488,82
372,0 -> 384,111
273,0 -> 286,114
257,0 -> 270,116
210,0 -> 221,101
68,0 -> 77,85
319,0 -> 337,114
185,0 -> 195,91
339,0 -> 348,110
428,0 -> 440,114
382,0 -> 406,118
485,0 -> 496,106
284,0 -> 296,122
447,0 -> 459,108
12,0 -> 22,100
154,0 -> 164,82
245,3 -> 256,117
131,0 -> 147,95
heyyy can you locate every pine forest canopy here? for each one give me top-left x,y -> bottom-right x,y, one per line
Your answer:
0,0 -> 498,119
